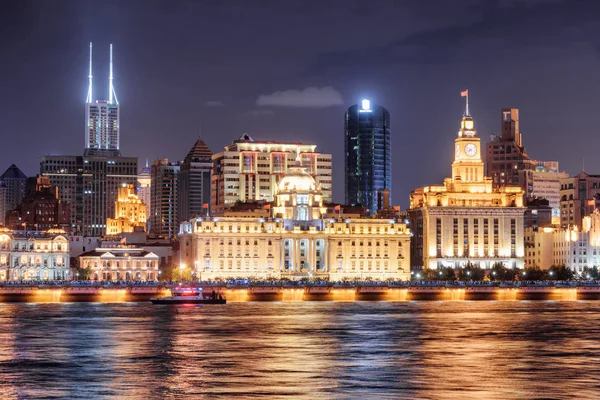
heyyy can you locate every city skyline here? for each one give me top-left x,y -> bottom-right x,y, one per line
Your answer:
2,0 -> 600,209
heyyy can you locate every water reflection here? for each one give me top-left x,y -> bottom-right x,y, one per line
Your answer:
0,303 -> 599,398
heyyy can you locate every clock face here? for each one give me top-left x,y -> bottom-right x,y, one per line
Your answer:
464,143 -> 477,157
455,144 -> 460,158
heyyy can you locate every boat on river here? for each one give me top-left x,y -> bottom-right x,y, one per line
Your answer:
151,287 -> 226,305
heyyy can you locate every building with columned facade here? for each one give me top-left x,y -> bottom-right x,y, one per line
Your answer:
408,97 -> 526,271
180,157 -> 410,281
79,247 -> 159,281
0,227 -> 70,281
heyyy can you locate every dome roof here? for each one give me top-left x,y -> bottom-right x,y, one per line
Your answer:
277,165 -> 319,194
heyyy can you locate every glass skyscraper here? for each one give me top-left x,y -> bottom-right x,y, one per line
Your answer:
344,100 -> 391,215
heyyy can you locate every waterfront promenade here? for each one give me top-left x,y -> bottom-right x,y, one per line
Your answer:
0,280 -> 599,301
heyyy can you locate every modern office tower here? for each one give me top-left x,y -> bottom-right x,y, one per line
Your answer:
137,163 -> 151,230
180,157 -> 411,281
39,43 -> 137,236
5,176 -> 69,231
150,159 -> 180,239
0,164 -> 27,225
559,172 -> 600,229
211,134 -> 332,214
408,96 -> 525,271
106,184 -> 147,235
40,156 -> 138,236
84,43 -> 120,157
344,99 -> 392,215
178,139 -> 212,222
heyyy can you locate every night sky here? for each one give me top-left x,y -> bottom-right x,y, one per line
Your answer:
2,0 -> 600,208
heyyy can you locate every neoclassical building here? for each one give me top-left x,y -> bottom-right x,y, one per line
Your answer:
180,157 -> 411,281
0,227 -> 70,281
79,247 -> 160,281
408,99 -> 526,270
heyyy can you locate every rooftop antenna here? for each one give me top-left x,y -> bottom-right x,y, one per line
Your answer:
198,122 -> 202,139
583,157 -> 585,172
86,42 -> 93,103
145,158 -> 149,168
109,44 -> 119,104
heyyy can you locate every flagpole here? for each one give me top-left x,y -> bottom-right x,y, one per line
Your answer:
465,90 -> 469,116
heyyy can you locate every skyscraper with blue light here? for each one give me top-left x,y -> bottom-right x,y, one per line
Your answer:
344,100 -> 391,215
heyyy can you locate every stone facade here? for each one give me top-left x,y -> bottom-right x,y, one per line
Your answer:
0,228 -> 70,281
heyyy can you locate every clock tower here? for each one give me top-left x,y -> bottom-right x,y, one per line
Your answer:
451,93 -> 484,183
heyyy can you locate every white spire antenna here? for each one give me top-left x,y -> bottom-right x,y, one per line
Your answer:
109,44 -> 119,104
86,42 -> 93,103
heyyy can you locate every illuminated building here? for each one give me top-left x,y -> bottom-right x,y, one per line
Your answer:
525,210 -> 600,273
137,163 -> 151,230
180,156 -> 410,281
529,163 -> 568,226
0,164 -> 27,225
150,159 -> 179,239
106,184 -> 147,235
84,43 -> 120,157
344,100 -> 392,215
408,94 -> 525,270
40,44 -> 137,236
178,139 -> 212,220
6,176 -> 69,231
211,134 -> 332,214
40,155 -> 138,236
559,172 -> 600,229
0,227 -> 70,281
79,247 -> 159,281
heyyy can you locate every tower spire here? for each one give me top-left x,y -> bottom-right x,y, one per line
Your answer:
86,42 -> 93,103
109,44 -> 119,104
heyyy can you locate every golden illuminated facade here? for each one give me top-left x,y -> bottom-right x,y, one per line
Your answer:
180,157 -> 411,281
106,184 -> 147,235
0,228 -> 70,281
408,98 -> 525,270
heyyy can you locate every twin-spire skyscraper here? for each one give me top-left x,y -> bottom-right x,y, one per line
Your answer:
84,42 -> 120,157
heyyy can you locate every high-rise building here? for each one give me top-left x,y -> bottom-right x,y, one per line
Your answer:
344,100 -> 392,215
40,156 -> 138,236
84,43 -> 120,157
486,108 -> 537,190
211,134 -> 332,214
106,184 -> 147,235
137,163 -> 151,231
40,43 -> 137,236
150,159 -> 180,239
180,156 -> 411,281
0,164 -> 27,225
408,94 -> 525,270
178,139 -> 212,222
559,172 -> 600,229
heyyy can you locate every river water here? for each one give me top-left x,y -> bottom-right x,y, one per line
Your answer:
0,301 -> 599,399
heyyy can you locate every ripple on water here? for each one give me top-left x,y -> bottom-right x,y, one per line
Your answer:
0,302 -> 599,399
